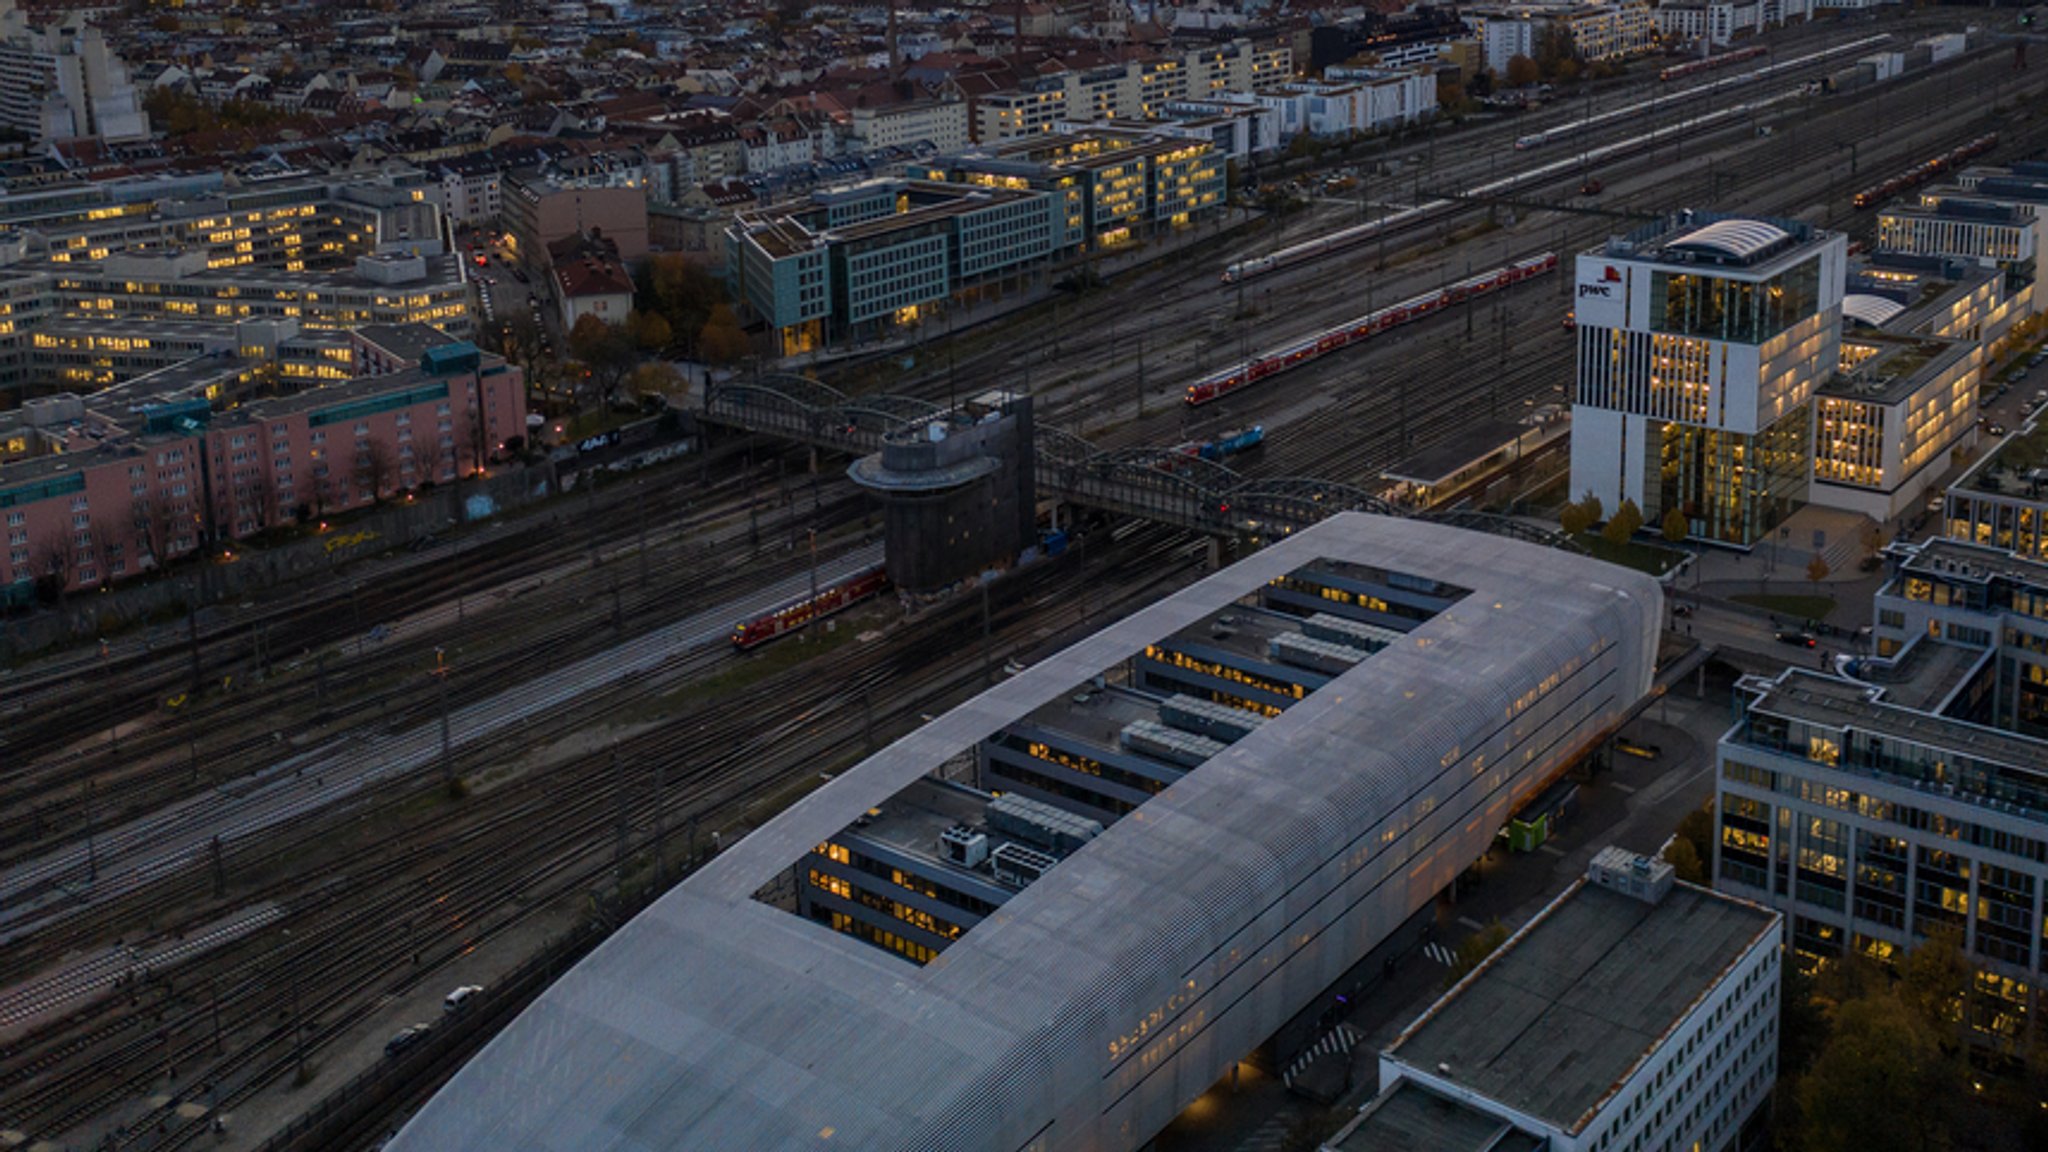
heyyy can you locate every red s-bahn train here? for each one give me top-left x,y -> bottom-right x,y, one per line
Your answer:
1185,252 -> 1558,407
731,565 -> 890,649
1658,45 -> 1767,83
1851,133 -> 1998,210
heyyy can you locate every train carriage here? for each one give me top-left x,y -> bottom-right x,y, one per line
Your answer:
732,566 -> 891,649
1187,252 -> 1557,407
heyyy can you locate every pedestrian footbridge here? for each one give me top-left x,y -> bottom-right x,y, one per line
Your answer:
703,375 -> 1581,548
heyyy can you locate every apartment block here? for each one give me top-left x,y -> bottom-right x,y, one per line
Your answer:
0,342 -> 523,599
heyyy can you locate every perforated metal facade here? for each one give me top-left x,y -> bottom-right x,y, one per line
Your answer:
388,515 -> 1662,1152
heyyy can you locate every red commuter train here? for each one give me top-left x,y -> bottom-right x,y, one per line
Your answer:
1851,134 -> 1998,210
1658,45 -> 1767,83
1186,253 -> 1558,407
731,565 -> 890,649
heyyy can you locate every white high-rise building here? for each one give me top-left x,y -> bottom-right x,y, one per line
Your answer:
0,0 -> 149,145
1569,212 -> 1847,546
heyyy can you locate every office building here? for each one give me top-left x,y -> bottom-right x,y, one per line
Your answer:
1719,538 -> 2048,1028
729,176 -> 1051,355
848,97 -> 970,155
0,170 -> 445,273
1326,849 -> 1782,1152
1459,1 -> 1660,65
1877,196 -> 2040,316
730,128 -> 1223,354
1811,329 -> 1979,522
1941,419 -> 2048,562
1864,536 -> 2048,731
1570,211 -> 1847,546
387,514 -> 1663,1152
1653,1 -> 1770,49
1266,70 -> 1439,139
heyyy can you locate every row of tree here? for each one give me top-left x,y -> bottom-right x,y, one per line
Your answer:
1779,924 -> 2048,1152
476,253 -> 753,417
1558,492 -> 1673,545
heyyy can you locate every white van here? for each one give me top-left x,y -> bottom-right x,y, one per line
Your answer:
443,985 -> 483,1014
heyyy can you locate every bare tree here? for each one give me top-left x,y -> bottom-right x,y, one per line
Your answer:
465,402 -> 490,476
412,432 -> 450,488
90,518 -> 125,590
33,525 -> 72,604
242,470 -> 279,534
130,492 -> 176,575
486,312 -> 545,374
354,437 -> 398,504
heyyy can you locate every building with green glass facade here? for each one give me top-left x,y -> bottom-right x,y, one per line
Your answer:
727,177 -> 1056,356
1569,212 -> 1847,546
726,128 -> 1227,356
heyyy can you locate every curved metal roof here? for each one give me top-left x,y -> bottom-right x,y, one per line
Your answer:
1666,218 -> 1791,261
386,515 -> 1663,1152
1841,293 -> 1906,328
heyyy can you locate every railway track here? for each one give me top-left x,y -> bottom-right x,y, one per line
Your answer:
0,449 -> 865,860
0,524 -> 1206,1150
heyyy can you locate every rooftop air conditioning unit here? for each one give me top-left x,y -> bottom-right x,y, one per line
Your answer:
939,825 -> 989,868
990,841 -> 1057,887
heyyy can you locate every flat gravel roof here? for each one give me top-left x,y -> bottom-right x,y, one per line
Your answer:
1386,883 -> 1777,1135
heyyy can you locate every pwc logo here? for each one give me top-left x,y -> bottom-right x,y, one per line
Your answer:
1577,266 -> 1623,299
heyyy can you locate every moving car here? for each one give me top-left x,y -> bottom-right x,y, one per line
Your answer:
1775,631 -> 1818,649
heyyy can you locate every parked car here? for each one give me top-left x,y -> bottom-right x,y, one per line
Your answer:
385,1023 -> 433,1057
443,985 -> 483,1014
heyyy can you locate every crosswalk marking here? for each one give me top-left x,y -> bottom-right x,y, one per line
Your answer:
1423,942 -> 1457,967
1281,1022 -> 1362,1089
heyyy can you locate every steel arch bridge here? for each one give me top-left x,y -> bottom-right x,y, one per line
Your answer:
703,377 -> 1572,548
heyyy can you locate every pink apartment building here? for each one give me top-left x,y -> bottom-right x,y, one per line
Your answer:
1,344 -> 524,596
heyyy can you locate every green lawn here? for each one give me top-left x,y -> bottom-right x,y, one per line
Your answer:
1574,533 -> 1690,577
1731,593 -> 1838,621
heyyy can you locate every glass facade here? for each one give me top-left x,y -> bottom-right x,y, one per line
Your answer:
1646,404 -> 1810,545
1652,263 -> 1820,344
